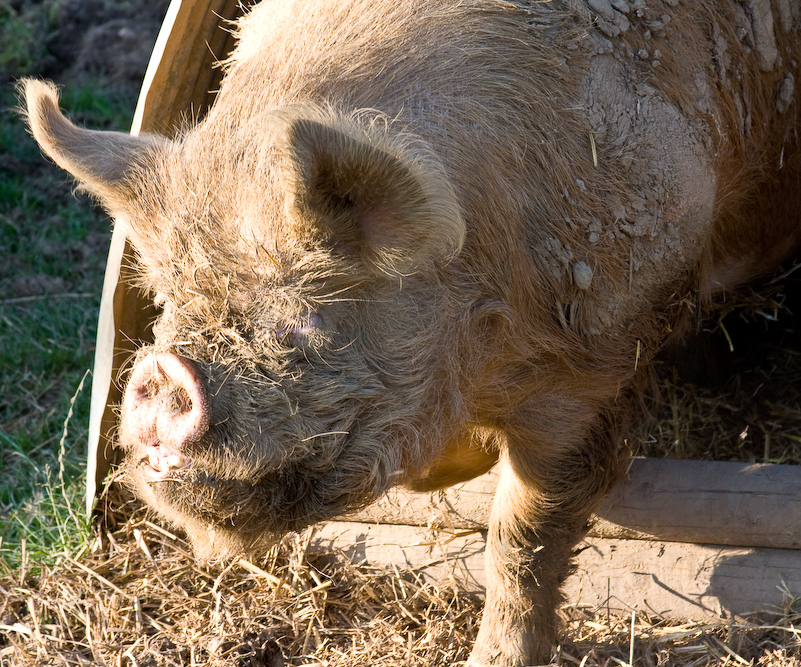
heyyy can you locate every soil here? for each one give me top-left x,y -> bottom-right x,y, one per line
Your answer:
44,0 -> 169,86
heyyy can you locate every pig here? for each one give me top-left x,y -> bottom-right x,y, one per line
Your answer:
22,0 -> 801,663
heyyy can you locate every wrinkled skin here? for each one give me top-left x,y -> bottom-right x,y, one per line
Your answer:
23,0 -> 801,663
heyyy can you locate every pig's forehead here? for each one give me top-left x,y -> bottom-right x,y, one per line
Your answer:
131,186 -> 303,291
174,112 -> 286,170
166,144 -> 282,201
153,147 -> 291,234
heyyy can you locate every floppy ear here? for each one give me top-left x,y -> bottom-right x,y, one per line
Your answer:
279,116 -> 465,274
20,79 -> 167,208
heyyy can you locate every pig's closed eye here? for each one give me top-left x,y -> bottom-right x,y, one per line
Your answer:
275,313 -> 323,344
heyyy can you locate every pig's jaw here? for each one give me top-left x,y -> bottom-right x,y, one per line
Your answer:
128,436 -> 399,541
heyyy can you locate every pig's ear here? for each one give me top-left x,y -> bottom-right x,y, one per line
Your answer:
281,117 -> 465,274
20,79 -> 165,207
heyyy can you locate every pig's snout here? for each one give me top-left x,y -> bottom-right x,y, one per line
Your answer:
122,353 -> 209,478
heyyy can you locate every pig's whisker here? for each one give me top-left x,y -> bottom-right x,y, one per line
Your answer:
300,431 -> 349,442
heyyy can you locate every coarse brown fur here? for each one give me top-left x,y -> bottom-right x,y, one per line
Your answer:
21,0 -> 801,663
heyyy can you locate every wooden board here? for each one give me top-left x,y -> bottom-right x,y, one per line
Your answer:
321,459 -> 801,621
313,520 -> 801,622
354,458 -> 801,549
131,0 -> 244,137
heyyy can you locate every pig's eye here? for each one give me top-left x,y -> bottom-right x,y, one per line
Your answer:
275,313 -> 323,344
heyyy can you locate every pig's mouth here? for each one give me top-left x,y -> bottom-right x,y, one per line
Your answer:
139,443 -> 191,481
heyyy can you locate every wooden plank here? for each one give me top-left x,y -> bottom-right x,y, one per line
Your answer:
313,521 -> 487,592
320,459 -> 801,621
566,537 -> 801,621
352,458 -> 801,549
131,0 -> 244,136
595,458 -> 801,549
312,521 -> 801,622
86,0 -> 249,513
85,229 -> 157,511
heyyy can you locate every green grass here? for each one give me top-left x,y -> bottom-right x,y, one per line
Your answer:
0,299 -> 96,570
0,30 -> 139,569
0,1 -> 58,76
0,370 -> 92,572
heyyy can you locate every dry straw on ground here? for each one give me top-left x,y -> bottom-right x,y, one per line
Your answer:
632,267 -> 801,466
1,484 -> 800,667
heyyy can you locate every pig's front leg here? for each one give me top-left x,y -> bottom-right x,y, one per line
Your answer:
468,418 -> 625,666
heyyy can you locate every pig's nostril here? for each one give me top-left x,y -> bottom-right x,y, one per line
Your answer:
138,377 -> 161,401
170,386 -> 193,414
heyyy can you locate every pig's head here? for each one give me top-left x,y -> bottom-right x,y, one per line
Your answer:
23,80 -> 467,559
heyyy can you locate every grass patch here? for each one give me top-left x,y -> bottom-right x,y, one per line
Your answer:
0,278 -> 99,570
0,1 -> 58,76
0,298 -> 96,496
0,15 -> 139,569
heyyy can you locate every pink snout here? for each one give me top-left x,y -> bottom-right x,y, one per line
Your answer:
121,352 -> 209,479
